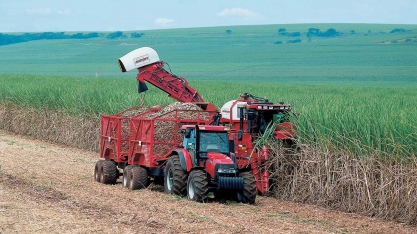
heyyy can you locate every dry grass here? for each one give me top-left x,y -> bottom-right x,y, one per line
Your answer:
0,102 -> 99,151
268,143 -> 417,225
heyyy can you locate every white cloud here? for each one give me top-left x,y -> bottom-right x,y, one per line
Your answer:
26,8 -> 51,15
155,18 -> 174,26
217,8 -> 263,21
57,9 -> 72,16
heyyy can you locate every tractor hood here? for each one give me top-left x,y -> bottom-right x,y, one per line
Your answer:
206,152 -> 234,165
203,152 -> 236,178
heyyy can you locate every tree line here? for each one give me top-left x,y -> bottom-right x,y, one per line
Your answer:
0,31 -> 145,46
278,27 -> 340,38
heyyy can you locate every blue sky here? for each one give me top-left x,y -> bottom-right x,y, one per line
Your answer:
1,0 -> 416,32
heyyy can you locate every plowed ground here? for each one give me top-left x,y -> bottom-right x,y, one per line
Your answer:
0,130 -> 416,234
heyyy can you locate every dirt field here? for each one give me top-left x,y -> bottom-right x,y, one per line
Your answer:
0,130 -> 416,234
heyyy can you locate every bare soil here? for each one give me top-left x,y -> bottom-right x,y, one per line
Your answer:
0,130 -> 416,234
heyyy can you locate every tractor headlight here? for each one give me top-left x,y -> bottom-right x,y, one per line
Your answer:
217,168 -> 236,174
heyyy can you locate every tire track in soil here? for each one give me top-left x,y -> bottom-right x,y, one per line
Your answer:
1,130 -> 417,234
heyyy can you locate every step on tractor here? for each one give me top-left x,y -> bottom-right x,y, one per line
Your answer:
94,47 -> 295,203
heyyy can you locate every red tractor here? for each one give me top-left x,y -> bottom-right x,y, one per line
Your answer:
167,125 -> 255,203
94,47 -> 294,202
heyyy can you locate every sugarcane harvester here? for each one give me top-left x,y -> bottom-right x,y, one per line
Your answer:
119,47 -> 295,195
95,47 -> 294,203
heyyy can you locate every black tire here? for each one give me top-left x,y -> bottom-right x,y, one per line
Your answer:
187,170 -> 208,202
100,160 -> 118,184
123,165 -> 134,188
94,160 -> 104,182
164,155 -> 187,196
236,171 -> 257,204
129,166 -> 149,190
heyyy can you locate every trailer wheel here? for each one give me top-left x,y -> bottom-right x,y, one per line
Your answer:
164,155 -> 187,196
100,160 -> 118,184
129,166 -> 148,190
187,170 -> 208,202
236,171 -> 256,204
123,165 -> 134,188
94,160 -> 104,182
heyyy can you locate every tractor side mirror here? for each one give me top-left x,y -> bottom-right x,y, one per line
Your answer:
184,129 -> 191,138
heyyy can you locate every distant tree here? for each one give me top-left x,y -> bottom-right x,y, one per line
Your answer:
107,31 -> 124,39
350,30 -> 355,34
278,28 -> 287,35
287,32 -> 301,37
390,28 -> 406,33
287,39 -> 302,43
368,30 -> 371,34
307,28 -> 339,37
307,28 -> 320,37
131,32 -> 144,38
0,33 -> 14,45
226,29 -> 232,34
71,32 -> 100,39
71,33 -> 83,39
0,31 -> 101,46
274,41 -> 283,44
321,28 -> 339,37
86,32 -> 100,38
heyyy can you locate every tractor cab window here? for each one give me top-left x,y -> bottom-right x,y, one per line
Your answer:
199,131 -> 229,153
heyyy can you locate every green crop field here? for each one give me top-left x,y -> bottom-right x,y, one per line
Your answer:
1,23 -> 416,157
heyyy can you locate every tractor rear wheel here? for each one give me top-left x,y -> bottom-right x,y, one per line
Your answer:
100,160 -> 118,184
187,170 -> 208,202
236,171 -> 256,204
164,155 -> 187,196
94,160 -> 103,182
129,166 -> 148,190
123,165 -> 134,188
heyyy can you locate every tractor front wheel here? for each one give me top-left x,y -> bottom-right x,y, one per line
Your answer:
187,170 -> 208,202
236,171 -> 256,204
129,166 -> 148,190
164,155 -> 187,196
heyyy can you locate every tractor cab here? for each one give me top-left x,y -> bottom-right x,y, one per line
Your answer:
182,125 -> 231,163
181,125 -> 239,179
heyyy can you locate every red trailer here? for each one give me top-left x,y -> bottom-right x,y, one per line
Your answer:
95,104 -> 216,185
